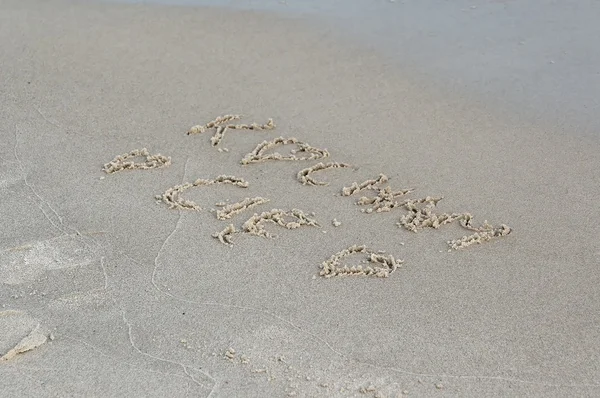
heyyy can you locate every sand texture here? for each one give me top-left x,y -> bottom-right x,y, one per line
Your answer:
1,0 -> 599,397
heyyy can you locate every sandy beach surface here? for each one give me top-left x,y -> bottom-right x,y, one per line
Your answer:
1,0 -> 599,396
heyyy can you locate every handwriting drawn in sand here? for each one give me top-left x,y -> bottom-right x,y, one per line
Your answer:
241,137 -> 329,165
398,196 -> 512,250
187,114 -> 241,135
342,174 -> 413,213
187,114 -> 275,148
211,119 -> 276,147
213,208 -> 320,246
319,245 -> 402,278
216,196 -> 270,220
157,175 -> 248,210
100,114 -> 512,281
342,176 -> 512,249
297,162 -> 350,186
102,148 -> 171,174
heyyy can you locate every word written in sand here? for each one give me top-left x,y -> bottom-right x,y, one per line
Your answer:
213,208 -> 320,246
216,196 -> 270,220
102,148 -> 171,174
210,119 -> 276,147
243,209 -> 320,238
398,196 -> 512,250
342,175 -> 512,249
342,174 -> 389,196
297,162 -> 350,186
1,324 -> 48,361
187,114 -> 241,135
241,137 -> 329,165
448,220 -> 512,250
157,175 -> 249,210
187,114 -> 275,147
342,174 -> 413,213
320,245 -> 402,278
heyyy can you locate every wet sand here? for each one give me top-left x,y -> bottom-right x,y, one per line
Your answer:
1,0 -> 599,396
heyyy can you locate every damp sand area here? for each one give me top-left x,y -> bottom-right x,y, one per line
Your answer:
1,0 -> 600,397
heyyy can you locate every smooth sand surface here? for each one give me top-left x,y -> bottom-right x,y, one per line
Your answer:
1,0 -> 599,396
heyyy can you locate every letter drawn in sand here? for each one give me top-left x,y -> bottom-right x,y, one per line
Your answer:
397,197 -> 512,249
213,209 -> 320,245
319,245 -> 403,278
297,162 -> 350,186
212,224 -> 237,246
102,148 -> 171,174
187,114 -> 242,135
241,137 -> 329,165
211,119 -> 276,147
242,209 -> 320,238
216,197 -> 270,220
188,114 -> 275,147
447,217 -> 512,250
158,175 -> 249,211
342,174 -> 413,213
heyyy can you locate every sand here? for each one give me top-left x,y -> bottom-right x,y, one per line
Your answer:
1,0 -> 599,396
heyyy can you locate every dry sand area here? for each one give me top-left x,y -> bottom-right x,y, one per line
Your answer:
1,0 -> 600,396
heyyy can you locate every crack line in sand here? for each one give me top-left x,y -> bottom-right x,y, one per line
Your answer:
121,311 -> 217,396
241,137 -> 329,165
137,246 -> 583,390
297,162 -> 351,186
33,105 -> 61,129
13,123 -> 97,253
151,158 -> 189,293
14,124 -> 65,233
102,148 -> 171,174
40,335 -> 199,385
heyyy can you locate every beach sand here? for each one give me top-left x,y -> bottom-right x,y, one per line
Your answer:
1,0 -> 599,396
